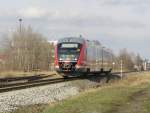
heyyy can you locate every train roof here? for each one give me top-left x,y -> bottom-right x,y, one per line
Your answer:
57,37 -> 102,45
58,37 -> 85,44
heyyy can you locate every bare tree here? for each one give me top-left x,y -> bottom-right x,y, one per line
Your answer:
118,48 -> 135,71
2,26 -> 54,71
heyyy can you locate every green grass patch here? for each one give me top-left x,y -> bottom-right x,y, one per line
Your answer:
10,104 -> 47,113
42,72 -> 150,113
42,85 -> 150,113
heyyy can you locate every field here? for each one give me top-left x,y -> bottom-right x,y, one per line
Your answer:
11,72 -> 150,113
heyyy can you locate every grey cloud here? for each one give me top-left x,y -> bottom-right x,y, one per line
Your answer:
45,14 -> 146,29
101,0 -> 150,6
0,0 -> 150,58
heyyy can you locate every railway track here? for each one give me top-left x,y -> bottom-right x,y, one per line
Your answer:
0,71 -> 137,93
0,74 -> 56,82
0,77 -> 80,93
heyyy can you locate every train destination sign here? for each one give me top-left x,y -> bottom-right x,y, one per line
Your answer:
58,37 -> 85,44
61,44 -> 78,48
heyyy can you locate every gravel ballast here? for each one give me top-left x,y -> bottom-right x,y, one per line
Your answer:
0,76 -> 108,113
0,82 -> 79,113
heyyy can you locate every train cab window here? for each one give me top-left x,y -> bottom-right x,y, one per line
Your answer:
57,43 -> 82,61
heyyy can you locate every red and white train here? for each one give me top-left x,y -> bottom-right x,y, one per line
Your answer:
54,37 -> 113,76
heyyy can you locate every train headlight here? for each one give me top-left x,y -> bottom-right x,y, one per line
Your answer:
74,58 -> 77,61
55,65 -> 59,69
75,65 -> 81,69
59,58 -> 62,61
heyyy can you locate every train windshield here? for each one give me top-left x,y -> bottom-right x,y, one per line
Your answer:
58,43 -> 81,61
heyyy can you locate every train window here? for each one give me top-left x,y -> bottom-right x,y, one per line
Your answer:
77,48 -> 80,52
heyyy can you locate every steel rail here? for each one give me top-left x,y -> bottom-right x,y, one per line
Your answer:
0,74 -> 56,82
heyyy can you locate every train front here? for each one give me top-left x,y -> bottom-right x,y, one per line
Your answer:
54,37 -> 85,73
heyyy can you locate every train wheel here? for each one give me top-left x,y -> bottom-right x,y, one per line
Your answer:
87,68 -> 90,73
100,68 -> 104,73
58,73 -> 69,78
63,76 -> 69,79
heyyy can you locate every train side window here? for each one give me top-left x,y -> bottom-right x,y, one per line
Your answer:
86,49 -> 87,55
85,49 -> 87,60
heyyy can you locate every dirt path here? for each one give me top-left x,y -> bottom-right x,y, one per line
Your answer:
108,87 -> 150,113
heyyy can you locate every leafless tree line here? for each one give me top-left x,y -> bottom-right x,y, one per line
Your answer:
0,27 -> 54,71
113,48 -> 144,71
0,26 -> 144,72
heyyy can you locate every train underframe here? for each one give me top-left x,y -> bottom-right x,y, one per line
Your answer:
55,61 -> 112,78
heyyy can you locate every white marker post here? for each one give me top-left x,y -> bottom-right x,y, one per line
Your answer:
112,62 -> 115,72
120,60 -> 123,79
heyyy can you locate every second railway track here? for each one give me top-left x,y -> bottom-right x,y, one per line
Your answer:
0,71 -> 138,93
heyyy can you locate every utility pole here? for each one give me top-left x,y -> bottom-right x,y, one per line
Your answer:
19,18 -> 22,33
120,60 -> 123,79
102,47 -> 104,68
102,47 -> 104,71
18,18 -> 22,70
144,59 -> 148,71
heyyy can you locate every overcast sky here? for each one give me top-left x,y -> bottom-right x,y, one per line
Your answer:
0,0 -> 150,58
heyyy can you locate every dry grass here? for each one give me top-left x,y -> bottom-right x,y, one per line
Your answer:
115,72 -> 150,86
0,71 -> 57,78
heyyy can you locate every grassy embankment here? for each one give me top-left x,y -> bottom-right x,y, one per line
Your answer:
12,72 -> 150,113
43,72 -> 150,113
